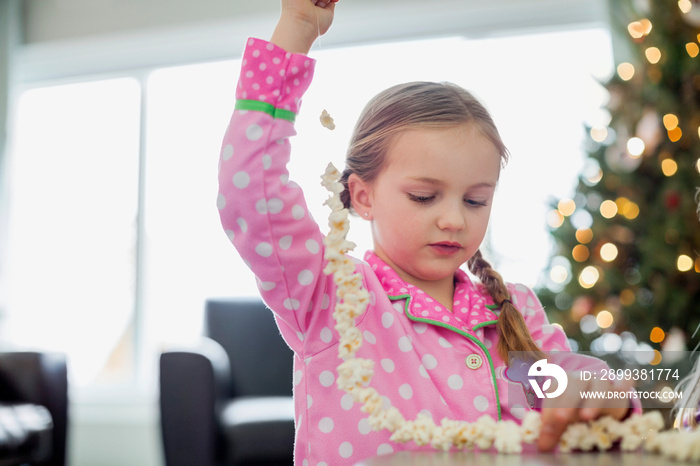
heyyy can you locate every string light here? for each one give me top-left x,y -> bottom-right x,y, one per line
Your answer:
600,200 -> 618,219
645,47 -> 662,64
661,159 -> 678,176
547,209 -> 565,228
572,245 -> 590,262
687,42 -> 700,58
677,254 -> 693,272
558,198 -> 576,216
626,137 -> 645,157
590,126 -> 608,143
679,0 -> 693,13
662,114 -> 679,130
579,266 -> 600,288
550,265 -> 569,284
617,62 -> 635,81
576,228 -> 594,244
600,242 -> 619,262
596,310 -> 614,329
668,126 -> 682,142
650,327 -> 665,343
627,19 -> 653,38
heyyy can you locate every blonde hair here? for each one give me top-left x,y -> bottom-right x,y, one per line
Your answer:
673,354 -> 700,430
341,81 -> 544,363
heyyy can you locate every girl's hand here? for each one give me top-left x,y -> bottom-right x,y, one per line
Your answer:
271,0 -> 339,55
536,374 -> 633,452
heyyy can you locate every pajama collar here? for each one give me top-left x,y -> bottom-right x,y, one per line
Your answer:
363,251 -> 500,337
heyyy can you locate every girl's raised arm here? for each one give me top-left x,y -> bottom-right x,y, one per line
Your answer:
216,1 -> 338,352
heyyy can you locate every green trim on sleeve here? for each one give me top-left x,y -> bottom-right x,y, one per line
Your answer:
235,99 -> 296,123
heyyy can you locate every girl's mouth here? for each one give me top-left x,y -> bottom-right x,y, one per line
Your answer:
429,242 -> 463,256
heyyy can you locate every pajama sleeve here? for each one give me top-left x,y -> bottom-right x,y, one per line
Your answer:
516,284 -> 642,415
216,38 -> 329,352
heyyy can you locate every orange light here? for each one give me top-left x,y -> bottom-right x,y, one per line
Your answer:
650,327 -> 665,343
668,127 -> 683,142
572,245 -> 590,262
576,228 -> 594,244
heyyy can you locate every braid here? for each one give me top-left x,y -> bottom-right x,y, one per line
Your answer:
467,249 -> 544,364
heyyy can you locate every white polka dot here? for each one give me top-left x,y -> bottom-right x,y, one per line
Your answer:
259,63 -> 267,71
321,294 -> 330,309
291,205 -> 305,220
319,371 -> 334,387
448,374 -> 464,390
216,193 -> 226,210
398,336 -> 412,352
392,302 -> 404,313
298,270 -> 314,286
259,281 -> 275,291
511,404 -> 526,419
320,327 -> 332,343
422,354 -> 438,370
339,442 -> 353,459
279,236 -> 292,250
262,154 -> 272,170
381,312 -> 394,328
418,365 -> 429,378
318,463 -> 328,466
280,173 -> 289,185
438,337 -> 453,348
246,124 -> 264,141
319,417 -> 334,433
363,330 -> 376,345
222,144 -> 234,160
307,394 -> 313,408
399,383 -> 413,400
377,444 -> 394,456
358,418 -> 371,435
296,331 -> 305,341
237,218 -> 248,233
252,49 -> 260,57
294,370 -> 302,385
473,395 -> 489,412
255,242 -> 273,257
340,393 -> 354,410
369,291 -> 376,305
305,239 -> 320,254
225,230 -> 234,241
413,322 -> 428,334
283,298 -> 300,310
380,359 -> 395,373
267,198 -> 284,214
255,199 -> 268,214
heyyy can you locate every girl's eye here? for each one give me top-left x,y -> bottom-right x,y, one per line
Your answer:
465,199 -> 488,207
407,193 -> 434,204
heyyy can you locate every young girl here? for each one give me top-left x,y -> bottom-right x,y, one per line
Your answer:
217,1 -> 635,463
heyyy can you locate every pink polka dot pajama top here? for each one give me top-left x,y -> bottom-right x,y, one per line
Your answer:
217,38 -> 637,466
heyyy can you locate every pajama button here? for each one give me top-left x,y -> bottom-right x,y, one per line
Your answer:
465,354 -> 482,369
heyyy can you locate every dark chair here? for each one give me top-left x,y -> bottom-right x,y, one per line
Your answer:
0,351 -> 68,466
159,298 -> 295,466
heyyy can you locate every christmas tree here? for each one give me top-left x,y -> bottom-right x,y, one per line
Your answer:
537,0 -> 700,354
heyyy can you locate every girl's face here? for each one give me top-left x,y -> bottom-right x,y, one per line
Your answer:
361,124 -> 501,293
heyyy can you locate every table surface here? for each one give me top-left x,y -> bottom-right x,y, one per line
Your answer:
354,450 -> 675,466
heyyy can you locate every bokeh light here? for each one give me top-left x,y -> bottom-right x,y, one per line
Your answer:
617,62 -> 635,81
677,254 -> 693,272
596,310 -> 614,329
600,242 -> 619,262
661,158 -> 678,176
579,266 -> 600,288
600,200 -> 618,218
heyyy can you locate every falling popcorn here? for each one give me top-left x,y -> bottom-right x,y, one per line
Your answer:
320,163 -> 699,459
320,109 -> 336,130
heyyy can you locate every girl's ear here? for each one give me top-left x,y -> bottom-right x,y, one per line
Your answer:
347,173 -> 373,219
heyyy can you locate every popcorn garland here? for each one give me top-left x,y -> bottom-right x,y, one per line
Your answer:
320,162 -> 700,460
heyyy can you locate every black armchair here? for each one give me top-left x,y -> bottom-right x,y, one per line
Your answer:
159,298 -> 295,466
0,351 -> 68,466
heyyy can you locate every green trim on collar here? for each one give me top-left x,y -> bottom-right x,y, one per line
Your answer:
473,320 -> 499,331
235,99 -> 296,122
388,294 -> 502,421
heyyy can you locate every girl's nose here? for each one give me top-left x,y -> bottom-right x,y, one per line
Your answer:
437,202 -> 466,231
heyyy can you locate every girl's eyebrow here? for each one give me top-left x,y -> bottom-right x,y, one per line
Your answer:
407,176 -> 496,189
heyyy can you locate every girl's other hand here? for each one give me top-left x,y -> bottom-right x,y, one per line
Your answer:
536,375 -> 633,452
271,0 -> 339,54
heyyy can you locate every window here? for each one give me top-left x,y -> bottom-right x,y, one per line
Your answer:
3,28 -> 613,392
